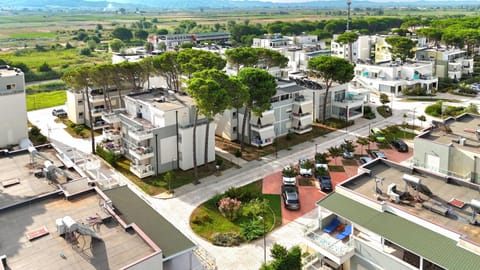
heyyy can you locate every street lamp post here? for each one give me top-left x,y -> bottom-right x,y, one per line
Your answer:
345,105 -> 349,135
412,108 -> 416,130
259,215 -> 266,264
315,143 -> 318,154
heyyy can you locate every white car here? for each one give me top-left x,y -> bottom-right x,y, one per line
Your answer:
298,158 -> 313,177
282,166 -> 297,185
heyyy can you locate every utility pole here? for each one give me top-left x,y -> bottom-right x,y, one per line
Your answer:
346,0 -> 352,32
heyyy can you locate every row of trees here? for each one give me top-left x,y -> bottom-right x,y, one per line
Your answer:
62,48 -> 288,181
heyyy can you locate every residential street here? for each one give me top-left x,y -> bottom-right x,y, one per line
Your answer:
26,93 -> 478,269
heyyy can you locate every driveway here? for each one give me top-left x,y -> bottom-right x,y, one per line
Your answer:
27,106 -> 103,154
262,172 -> 325,224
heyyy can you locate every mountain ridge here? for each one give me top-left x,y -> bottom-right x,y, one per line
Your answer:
0,0 -> 478,10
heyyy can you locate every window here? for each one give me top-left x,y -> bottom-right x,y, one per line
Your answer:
232,111 -> 237,119
6,84 -> 15,90
78,100 -> 83,105
79,112 -> 84,117
233,127 -> 237,132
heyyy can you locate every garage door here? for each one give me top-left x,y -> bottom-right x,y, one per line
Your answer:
426,154 -> 440,173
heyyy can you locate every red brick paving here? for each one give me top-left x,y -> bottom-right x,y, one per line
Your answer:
261,143 -> 413,225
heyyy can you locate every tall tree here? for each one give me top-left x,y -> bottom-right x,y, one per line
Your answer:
178,49 -> 226,79
308,55 -> 354,124
385,36 -> 416,61
152,52 -> 181,91
327,146 -> 342,165
227,77 -> 250,141
90,64 -> 115,111
237,68 -> 277,152
187,69 -> 232,168
225,47 -> 258,72
62,67 -> 96,154
335,31 -> 359,63
111,27 -> 133,41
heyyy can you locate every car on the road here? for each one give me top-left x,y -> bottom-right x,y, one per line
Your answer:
281,185 -> 300,210
282,166 -> 297,186
370,128 -> 385,143
371,150 -> 387,159
298,158 -> 313,177
317,175 -> 333,193
391,139 -> 408,152
359,156 -> 373,164
52,108 -> 67,118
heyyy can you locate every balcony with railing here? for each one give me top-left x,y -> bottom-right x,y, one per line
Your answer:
251,126 -> 275,147
128,129 -> 153,142
103,127 -> 121,141
92,107 -> 105,117
129,146 -> 154,160
305,228 -> 355,266
102,110 -> 124,124
131,164 -> 154,178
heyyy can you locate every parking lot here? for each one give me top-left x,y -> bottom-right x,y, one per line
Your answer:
261,142 -> 414,225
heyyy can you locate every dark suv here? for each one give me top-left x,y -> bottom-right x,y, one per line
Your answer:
391,140 -> 408,152
281,185 -> 300,210
317,175 -> 333,193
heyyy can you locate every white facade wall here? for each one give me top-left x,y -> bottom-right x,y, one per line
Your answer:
0,67 -> 28,148
66,90 -> 85,124
178,122 -> 215,170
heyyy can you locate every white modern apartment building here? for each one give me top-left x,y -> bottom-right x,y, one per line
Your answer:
305,158 -> 480,270
413,113 -> 480,184
0,65 -> 28,148
331,34 -> 376,63
66,88 -> 133,131
252,33 -> 329,72
354,61 -> 438,96
215,79 -> 365,147
102,89 -> 215,178
148,32 -> 230,51
416,48 -> 474,80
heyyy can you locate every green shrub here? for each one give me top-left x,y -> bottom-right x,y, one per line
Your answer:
240,218 -> 264,241
235,149 -> 242,157
211,232 -> 242,246
286,132 -> 294,140
191,213 -> 212,225
28,125 -> 48,145
96,145 -> 121,167
224,186 -> 260,202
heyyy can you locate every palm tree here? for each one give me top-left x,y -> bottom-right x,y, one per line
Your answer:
356,137 -> 370,155
327,146 -> 342,165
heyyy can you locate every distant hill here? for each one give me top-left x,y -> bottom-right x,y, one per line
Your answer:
0,0 -> 478,10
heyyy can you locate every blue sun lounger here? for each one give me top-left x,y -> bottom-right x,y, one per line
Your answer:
323,218 -> 340,233
335,224 -> 352,240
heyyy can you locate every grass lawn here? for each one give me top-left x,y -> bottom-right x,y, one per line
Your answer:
382,126 -> 416,141
9,32 -> 57,38
215,125 -> 331,161
26,90 -> 66,111
114,155 -> 237,195
190,180 -> 282,243
299,177 -> 316,186
1,48 -> 110,71
56,117 -> 101,138
342,159 -> 358,166
328,165 -> 345,172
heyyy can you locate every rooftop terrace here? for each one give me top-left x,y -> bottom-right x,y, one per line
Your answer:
341,159 -> 480,245
0,191 -> 156,270
419,114 -> 480,154
0,148 -> 82,209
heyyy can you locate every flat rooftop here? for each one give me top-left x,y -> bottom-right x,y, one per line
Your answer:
419,114 -> 480,154
103,186 -> 195,258
342,159 -> 480,245
0,148 -> 82,209
0,191 -> 156,270
0,65 -> 23,77
129,89 -> 194,112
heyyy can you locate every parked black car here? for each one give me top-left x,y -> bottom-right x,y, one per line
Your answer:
317,175 -> 333,193
281,185 -> 300,210
391,140 -> 408,152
